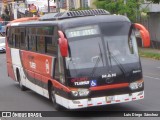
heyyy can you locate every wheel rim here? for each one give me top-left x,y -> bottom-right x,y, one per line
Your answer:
19,79 -> 22,88
17,73 -> 22,88
51,88 -> 56,103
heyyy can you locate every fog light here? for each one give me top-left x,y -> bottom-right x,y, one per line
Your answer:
71,91 -> 79,97
79,89 -> 90,96
129,80 -> 143,90
71,89 -> 90,97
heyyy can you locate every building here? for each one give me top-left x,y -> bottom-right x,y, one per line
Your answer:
140,2 -> 160,48
0,2 -> 2,16
59,0 -> 96,11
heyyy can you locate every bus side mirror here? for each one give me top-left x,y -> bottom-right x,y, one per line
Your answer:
58,31 -> 68,57
134,23 -> 150,47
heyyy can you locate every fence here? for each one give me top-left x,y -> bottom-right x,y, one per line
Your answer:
140,12 -> 160,49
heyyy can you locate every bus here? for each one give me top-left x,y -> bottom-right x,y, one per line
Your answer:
6,9 -> 150,110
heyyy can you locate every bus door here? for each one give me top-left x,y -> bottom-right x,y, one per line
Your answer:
53,30 -> 68,105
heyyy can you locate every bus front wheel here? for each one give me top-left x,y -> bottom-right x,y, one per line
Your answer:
50,86 -> 61,110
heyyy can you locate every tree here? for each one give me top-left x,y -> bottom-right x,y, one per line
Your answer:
94,0 -> 142,22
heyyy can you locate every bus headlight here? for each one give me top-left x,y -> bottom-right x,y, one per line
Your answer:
71,89 -> 90,97
129,80 -> 144,90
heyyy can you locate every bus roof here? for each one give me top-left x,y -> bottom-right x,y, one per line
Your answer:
9,9 -> 130,30
39,9 -> 110,21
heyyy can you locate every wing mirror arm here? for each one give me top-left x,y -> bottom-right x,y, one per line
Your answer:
134,23 -> 150,47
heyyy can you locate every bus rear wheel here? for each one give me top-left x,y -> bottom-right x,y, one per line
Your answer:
50,86 -> 61,110
17,71 -> 27,91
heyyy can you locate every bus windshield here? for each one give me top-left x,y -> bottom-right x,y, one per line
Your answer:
65,22 -> 140,78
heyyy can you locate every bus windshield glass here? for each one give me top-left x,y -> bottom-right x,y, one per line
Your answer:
65,22 -> 139,77
101,22 -> 139,66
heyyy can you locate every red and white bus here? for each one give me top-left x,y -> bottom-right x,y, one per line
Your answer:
6,9 -> 150,110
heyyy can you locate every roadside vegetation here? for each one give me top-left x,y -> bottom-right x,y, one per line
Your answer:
139,48 -> 160,60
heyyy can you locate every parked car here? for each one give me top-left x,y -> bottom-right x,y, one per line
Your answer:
0,37 -> 6,53
0,21 -> 9,36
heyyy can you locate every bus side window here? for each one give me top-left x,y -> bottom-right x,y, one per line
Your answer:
20,28 -> 26,50
8,28 -> 14,47
28,35 -> 36,51
12,34 -> 16,48
28,27 -> 36,51
15,35 -> 20,48
45,26 -> 57,55
36,27 -> 45,53
6,27 -> 10,38
37,36 -> 45,53
15,28 -> 21,48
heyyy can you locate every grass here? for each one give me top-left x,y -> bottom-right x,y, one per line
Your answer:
139,48 -> 160,60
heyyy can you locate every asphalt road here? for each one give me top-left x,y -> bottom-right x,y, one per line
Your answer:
0,53 -> 160,120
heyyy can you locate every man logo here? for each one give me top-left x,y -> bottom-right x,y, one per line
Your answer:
102,73 -> 116,78
102,73 -> 116,84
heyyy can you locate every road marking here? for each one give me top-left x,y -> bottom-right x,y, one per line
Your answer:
144,72 -> 160,77
144,75 -> 160,80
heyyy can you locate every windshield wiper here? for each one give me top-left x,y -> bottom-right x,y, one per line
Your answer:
67,46 -> 78,75
110,52 -> 127,76
89,43 -> 103,78
98,43 -> 104,67
67,58 -> 78,75
106,40 -> 112,67
106,41 -> 127,77
90,56 -> 100,78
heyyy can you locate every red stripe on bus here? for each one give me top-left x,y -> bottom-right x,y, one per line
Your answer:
88,104 -> 93,106
116,100 -> 120,102
78,105 -> 83,107
52,80 -> 70,93
106,101 -> 111,104
97,102 -> 102,105
125,98 -> 129,101
132,97 -> 136,100
90,83 -> 129,91
140,96 -> 144,98
10,17 -> 39,23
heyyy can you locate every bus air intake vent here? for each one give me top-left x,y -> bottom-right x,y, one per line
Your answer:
39,9 -> 110,21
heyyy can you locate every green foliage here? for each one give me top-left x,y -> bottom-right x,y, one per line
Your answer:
94,0 -> 141,22
139,48 -> 160,60
147,0 -> 160,3
70,7 -> 92,11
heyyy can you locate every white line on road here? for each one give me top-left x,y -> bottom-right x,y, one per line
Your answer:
144,75 -> 160,80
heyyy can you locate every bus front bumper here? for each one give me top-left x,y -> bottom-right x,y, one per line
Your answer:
55,91 -> 144,109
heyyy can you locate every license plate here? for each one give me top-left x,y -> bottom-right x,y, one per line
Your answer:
106,96 -> 115,102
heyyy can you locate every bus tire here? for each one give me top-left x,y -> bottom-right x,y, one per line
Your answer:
50,86 -> 61,110
17,70 -> 27,91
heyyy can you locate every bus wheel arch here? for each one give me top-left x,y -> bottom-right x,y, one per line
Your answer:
16,68 -> 26,91
48,80 -> 62,110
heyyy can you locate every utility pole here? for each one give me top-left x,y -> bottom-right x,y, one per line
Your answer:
48,0 -> 50,13
124,0 -> 127,16
56,0 -> 60,12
